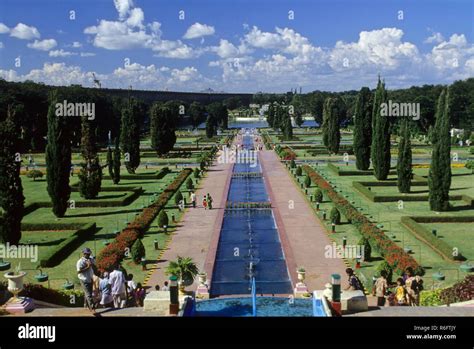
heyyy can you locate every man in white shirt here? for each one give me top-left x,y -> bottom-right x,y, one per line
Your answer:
109,265 -> 127,308
76,248 -> 96,312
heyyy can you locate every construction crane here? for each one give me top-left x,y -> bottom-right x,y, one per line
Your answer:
92,73 -> 101,89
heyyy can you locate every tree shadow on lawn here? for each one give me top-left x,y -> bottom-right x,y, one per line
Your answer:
452,173 -> 473,177
448,204 -> 473,212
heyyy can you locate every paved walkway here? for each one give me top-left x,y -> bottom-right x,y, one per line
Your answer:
259,150 -> 347,291
145,154 -> 233,291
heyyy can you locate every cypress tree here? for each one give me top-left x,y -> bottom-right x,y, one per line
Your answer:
397,118 -> 412,193
113,137 -> 121,185
78,115 -> 102,199
428,88 -> 451,211
45,91 -> 71,217
371,77 -> 391,180
282,112 -> 293,140
0,106 -> 25,244
267,103 -> 275,128
150,104 -> 177,156
205,114 -> 217,138
120,99 -> 141,174
322,98 -> 341,154
353,87 -> 373,170
107,146 -> 113,178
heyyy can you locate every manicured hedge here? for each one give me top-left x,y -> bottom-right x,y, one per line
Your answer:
20,283 -> 84,307
24,222 -> 97,267
328,162 -> 396,176
96,168 -> 193,272
302,165 -> 423,274
156,167 -> 170,179
277,147 -> 297,161
400,216 -> 467,261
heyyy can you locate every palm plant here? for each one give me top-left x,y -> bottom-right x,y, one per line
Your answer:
165,256 -> 199,292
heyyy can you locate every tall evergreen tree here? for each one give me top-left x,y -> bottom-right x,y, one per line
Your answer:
322,97 -> 341,154
113,137 -> 121,185
188,102 -> 204,129
205,114 -> 217,138
150,104 -> 177,156
0,106 -> 25,244
267,102 -> 275,128
120,98 -> 141,174
397,118 -> 412,193
45,91 -> 71,217
428,88 -> 451,211
371,77 -> 391,180
353,87 -> 373,170
78,115 -> 102,199
107,146 -> 113,178
282,112 -> 293,140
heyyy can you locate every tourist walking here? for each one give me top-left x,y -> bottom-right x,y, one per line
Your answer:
109,264 -> 127,308
372,270 -> 388,307
344,268 -> 364,291
404,267 -> 423,306
76,248 -> 96,313
162,281 -> 170,291
207,193 -> 213,210
190,191 -> 196,208
134,283 -> 146,307
202,196 -> 208,210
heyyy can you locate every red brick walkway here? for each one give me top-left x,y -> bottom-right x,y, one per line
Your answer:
145,155 -> 233,290
259,150 -> 347,291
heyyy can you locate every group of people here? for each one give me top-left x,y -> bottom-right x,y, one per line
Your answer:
77,248 -> 146,314
345,266 -> 424,307
189,191 -> 213,210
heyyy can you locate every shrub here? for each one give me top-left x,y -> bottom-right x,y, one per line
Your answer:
304,175 -> 311,188
314,188 -> 323,203
465,160 -> 474,170
193,167 -> 200,178
440,275 -> 474,304
290,159 -> 296,169
131,238 -> 146,264
376,261 -> 393,283
358,237 -> 372,262
330,207 -> 341,225
186,177 -> 194,190
158,210 -> 169,228
295,166 -> 302,176
175,191 -> 184,205
26,169 -> 44,181
20,283 -> 84,307
420,289 -> 443,306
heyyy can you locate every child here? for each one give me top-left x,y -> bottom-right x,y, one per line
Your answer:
134,283 -> 146,307
395,278 -> 407,306
202,197 -> 208,210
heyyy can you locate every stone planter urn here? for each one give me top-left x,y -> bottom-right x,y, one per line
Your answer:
198,272 -> 207,286
4,271 -> 27,300
297,269 -> 306,283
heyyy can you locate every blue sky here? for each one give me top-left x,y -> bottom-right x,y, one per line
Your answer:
0,0 -> 472,92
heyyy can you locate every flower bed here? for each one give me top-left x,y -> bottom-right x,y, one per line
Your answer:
96,168 -> 192,272
302,165 -> 423,274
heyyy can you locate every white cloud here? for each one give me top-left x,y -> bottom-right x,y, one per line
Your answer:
80,52 -> 96,57
424,32 -> 444,44
183,22 -> 215,39
72,41 -> 83,48
10,23 -> 40,40
213,39 -> 240,58
244,26 -> 286,49
27,39 -> 57,51
0,23 -> 9,34
49,49 -> 76,57
427,34 -> 474,75
114,0 -> 134,19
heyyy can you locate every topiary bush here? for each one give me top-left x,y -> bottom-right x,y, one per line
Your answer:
358,237 -> 372,262
131,238 -> 145,264
296,166 -> 302,176
290,159 -> 296,169
314,188 -> 323,203
175,191 -> 184,205
376,260 -> 393,283
330,206 -> 341,225
26,169 -> 44,181
193,167 -> 200,178
304,175 -> 311,188
158,210 -> 169,228
186,177 -> 194,190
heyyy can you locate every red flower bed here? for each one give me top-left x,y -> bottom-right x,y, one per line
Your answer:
96,168 -> 192,272
302,165 -> 423,275
280,147 -> 297,161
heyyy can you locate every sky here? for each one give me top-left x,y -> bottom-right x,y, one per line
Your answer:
0,0 -> 472,92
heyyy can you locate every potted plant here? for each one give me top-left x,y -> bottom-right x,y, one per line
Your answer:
166,256 -> 199,294
4,264 -> 27,300
197,271 -> 207,285
297,267 -> 306,282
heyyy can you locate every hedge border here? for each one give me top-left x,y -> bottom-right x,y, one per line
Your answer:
400,216 -> 474,261
327,162 -> 396,176
301,165 -> 422,274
